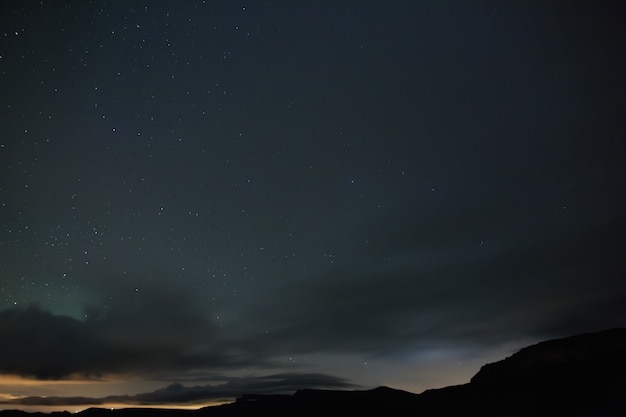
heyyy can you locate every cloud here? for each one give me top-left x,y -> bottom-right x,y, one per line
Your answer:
227,211 -> 626,363
0,285 -> 232,380
0,282 -> 368,385
0,305 -> 115,379
0,373 -> 356,407
2,215 -> 623,384
129,373 -> 356,404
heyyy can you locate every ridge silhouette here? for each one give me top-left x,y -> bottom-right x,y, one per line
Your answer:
3,328 -> 625,416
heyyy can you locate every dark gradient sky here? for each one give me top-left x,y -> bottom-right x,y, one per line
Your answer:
1,0 -> 626,412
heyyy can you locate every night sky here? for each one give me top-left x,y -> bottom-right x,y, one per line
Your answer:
1,0 -> 626,412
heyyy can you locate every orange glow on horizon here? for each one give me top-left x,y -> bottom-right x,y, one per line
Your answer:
0,400 -> 235,414
0,374 -> 238,413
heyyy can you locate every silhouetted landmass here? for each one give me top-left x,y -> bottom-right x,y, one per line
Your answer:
3,328 -> 626,416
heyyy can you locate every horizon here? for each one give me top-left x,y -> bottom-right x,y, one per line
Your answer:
2,326 -> 622,413
0,327 -> 542,413
1,0 -> 625,413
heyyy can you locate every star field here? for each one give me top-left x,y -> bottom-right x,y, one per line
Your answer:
1,0 -> 626,412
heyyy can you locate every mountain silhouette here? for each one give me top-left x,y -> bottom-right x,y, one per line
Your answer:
2,328 -> 625,416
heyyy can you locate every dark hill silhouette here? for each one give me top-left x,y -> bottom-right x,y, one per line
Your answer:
465,327 -> 626,415
417,327 -> 626,416
3,328 -> 625,416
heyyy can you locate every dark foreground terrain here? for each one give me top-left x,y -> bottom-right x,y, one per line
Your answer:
3,327 -> 626,416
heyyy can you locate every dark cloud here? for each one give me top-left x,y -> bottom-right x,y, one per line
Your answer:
129,373 -> 356,405
1,213 -> 624,382
230,210 -> 626,360
0,305 -> 116,379
0,286 -> 228,379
